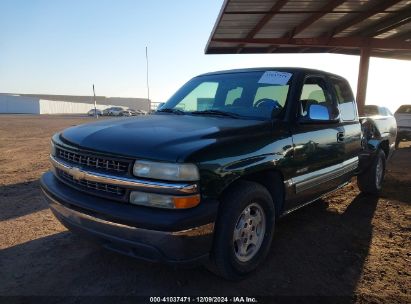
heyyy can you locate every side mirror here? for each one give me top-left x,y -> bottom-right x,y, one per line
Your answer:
300,104 -> 339,123
308,104 -> 330,120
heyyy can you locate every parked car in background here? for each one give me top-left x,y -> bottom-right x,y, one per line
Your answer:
120,109 -> 134,117
395,105 -> 411,147
135,109 -> 147,115
42,68 -> 396,280
120,109 -> 147,117
102,108 -> 111,116
102,107 -> 120,116
129,109 -> 147,115
361,105 -> 397,151
363,105 -> 393,117
87,109 -> 102,116
104,107 -> 126,116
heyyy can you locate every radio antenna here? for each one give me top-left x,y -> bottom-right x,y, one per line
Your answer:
92,84 -> 98,118
145,46 -> 150,104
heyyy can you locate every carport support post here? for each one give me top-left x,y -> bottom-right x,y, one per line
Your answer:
356,48 -> 371,116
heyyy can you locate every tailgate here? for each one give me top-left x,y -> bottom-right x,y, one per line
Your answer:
395,114 -> 411,128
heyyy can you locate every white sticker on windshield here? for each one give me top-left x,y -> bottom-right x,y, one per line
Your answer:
258,71 -> 292,85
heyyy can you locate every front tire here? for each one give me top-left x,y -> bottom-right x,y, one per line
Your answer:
357,149 -> 386,195
209,181 -> 275,280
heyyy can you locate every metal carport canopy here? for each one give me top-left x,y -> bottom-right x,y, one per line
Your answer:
205,0 -> 411,114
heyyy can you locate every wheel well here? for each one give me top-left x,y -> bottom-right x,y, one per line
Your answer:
380,140 -> 389,159
221,170 -> 285,217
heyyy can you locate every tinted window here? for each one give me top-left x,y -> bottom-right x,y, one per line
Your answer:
331,77 -> 356,121
163,71 -> 292,120
225,87 -> 243,105
396,105 -> 411,114
299,76 -> 338,119
254,85 -> 289,106
178,82 -> 218,111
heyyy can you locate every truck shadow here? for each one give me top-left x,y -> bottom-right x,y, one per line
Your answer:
262,193 -> 378,296
0,180 -> 48,221
0,192 -> 378,297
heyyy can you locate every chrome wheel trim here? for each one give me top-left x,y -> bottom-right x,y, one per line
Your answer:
233,202 -> 266,263
376,156 -> 383,189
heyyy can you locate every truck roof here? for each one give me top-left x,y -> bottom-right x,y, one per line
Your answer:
198,67 -> 346,80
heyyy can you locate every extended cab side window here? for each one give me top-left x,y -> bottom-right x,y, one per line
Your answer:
331,77 -> 357,121
299,76 -> 338,119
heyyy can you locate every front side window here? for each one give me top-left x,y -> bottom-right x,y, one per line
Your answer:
330,77 -> 357,121
299,76 -> 339,120
160,71 -> 293,120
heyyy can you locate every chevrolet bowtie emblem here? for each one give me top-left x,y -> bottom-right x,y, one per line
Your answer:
69,167 -> 86,181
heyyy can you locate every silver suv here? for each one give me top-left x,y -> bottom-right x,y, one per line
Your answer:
395,105 -> 411,147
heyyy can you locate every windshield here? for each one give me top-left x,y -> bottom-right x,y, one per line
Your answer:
159,71 -> 292,120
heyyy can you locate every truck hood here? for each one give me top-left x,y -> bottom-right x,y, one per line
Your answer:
60,114 -> 271,162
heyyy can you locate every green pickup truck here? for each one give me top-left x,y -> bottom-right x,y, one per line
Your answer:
41,68 -> 396,280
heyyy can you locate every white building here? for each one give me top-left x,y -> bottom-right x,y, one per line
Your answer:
0,93 -> 150,114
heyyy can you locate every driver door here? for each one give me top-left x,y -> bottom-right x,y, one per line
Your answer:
287,75 -> 345,210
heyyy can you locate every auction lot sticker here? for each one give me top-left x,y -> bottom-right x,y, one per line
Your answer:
258,71 -> 292,85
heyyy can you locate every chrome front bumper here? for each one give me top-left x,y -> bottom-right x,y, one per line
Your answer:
41,181 -> 215,263
44,150 -> 218,263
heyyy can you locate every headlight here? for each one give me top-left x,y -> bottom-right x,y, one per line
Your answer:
130,191 -> 200,209
133,160 -> 199,181
50,140 -> 56,156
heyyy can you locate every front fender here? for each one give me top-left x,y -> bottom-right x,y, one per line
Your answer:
199,146 -> 293,199
225,154 -> 283,190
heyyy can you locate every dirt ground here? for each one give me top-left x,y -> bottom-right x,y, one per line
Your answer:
0,115 -> 410,302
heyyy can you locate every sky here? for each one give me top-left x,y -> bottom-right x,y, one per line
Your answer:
1,0 -> 410,112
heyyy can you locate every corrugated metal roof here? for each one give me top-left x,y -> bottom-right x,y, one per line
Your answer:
206,0 -> 411,60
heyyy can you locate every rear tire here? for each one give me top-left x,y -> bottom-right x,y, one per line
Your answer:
357,149 -> 386,195
208,181 -> 275,280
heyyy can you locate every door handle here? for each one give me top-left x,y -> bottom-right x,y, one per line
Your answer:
337,131 -> 345,142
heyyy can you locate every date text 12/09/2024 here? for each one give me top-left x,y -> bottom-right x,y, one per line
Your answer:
150,297 -> 258,303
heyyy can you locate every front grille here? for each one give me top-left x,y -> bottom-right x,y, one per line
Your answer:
57,169 -> 126,196
56,147 -> 129,173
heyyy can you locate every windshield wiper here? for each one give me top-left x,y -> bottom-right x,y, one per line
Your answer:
190,110 -> 241,119
157,108 -> 185,115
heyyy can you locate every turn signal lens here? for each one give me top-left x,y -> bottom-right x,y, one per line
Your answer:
130,191 -> 200,209
173,195 -> 201,209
